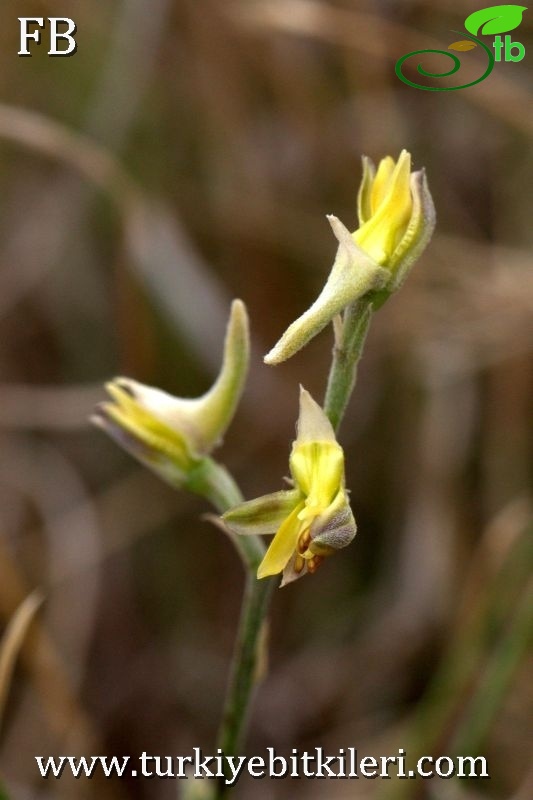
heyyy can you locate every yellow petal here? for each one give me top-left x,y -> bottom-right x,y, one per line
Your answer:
101,386 -> 191,465
354,150 -> 413,264
370,155 -> 395,215
290,441 -> 344,505
257,501 -> 305,578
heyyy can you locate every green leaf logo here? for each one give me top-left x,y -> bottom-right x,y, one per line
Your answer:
465,5 -> 528,36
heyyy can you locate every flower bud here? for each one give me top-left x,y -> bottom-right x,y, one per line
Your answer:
264,150 -> 435,365
356,150 -> 436,297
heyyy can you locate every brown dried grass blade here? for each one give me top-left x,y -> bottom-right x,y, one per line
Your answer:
0,591 -> 43,730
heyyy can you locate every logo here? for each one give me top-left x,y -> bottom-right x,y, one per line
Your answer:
395,4 -> 527,90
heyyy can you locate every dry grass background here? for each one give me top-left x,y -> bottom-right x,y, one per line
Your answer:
0,1 -> 531,798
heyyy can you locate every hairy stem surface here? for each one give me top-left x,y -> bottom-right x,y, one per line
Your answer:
324,298 -> 373,432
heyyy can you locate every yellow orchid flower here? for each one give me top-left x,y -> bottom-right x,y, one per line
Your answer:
92,300 -> 249,488
264,150 -> 435,365
223,388 -> 356,586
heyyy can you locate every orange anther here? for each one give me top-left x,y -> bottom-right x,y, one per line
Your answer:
298,529 -> 311,554
307,556 -> 324,574
294,555 -> 305,573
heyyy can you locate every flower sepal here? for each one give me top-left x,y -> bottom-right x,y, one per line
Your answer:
264,217 -> 389,365
222,489 -> 303,537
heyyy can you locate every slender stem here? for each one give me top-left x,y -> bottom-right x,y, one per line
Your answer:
187,458 -> 265,571
323,298 -> 373,432
189,456 -> 274,797
191,459 -> 244,510
215,576 -> 275,794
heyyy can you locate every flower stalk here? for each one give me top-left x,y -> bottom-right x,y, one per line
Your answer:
214,575 -> 274,796
323,298 -> 373,433
192,465 -> 273,799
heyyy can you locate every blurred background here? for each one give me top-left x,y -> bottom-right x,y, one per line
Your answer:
0,1 -> 531,798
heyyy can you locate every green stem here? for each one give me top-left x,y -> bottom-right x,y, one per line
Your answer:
187,458 -> 265,571
215,576 -> 275,794
189,457 -> 274,798
323,298 -> 373,432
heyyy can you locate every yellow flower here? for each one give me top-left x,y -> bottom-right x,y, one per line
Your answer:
92,300 -> 249,488
355,150 -> 414,267
223,388 -> 356,586
264,150 -> 435,365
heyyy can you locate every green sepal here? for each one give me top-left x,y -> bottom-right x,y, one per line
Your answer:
223,489 -> 302,536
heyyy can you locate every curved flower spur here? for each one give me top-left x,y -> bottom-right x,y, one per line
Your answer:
264,150 -> 435,365
92,300 -> 249,494
222,387 -> 356,586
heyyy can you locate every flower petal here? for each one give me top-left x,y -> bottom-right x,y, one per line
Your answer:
290,442 -> 344,509
97,383 -> 191,465
354,150 -> 412,264
257,501 -> 306,578
369,155 -> 395,215
91,402 -> 191,488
